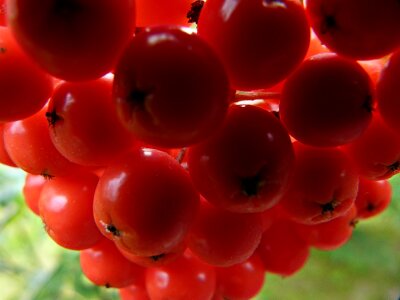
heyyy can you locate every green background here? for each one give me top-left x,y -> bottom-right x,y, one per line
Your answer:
0,164 -> 399,300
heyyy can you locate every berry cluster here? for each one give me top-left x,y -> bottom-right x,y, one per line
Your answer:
1,0 -> 400,299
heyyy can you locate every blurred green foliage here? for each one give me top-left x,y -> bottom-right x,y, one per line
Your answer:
0,164 -> 399,300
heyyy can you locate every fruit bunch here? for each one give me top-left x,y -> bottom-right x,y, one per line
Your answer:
1,0 -> 400,299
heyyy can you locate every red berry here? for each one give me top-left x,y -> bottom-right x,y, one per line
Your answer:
80,238 -> 145,288
7,0 -> 136,81
188,104 -> 295,213
93,148 -> 199,257
280,53 -> 374,147
306,0 -> 400,60
39,171 -> 102,250
113,26 -> 230,148
47,77 -> 136,167
198,0 -> 310,90
355,178 -> 392,219
0,26 -> 53,122
280,142 -> 359,224
22,174 -> 46,216
146,250 -> 216,300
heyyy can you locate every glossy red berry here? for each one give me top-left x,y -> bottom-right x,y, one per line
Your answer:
188,104 -> 294,213
39,171 -> 102,250
198,0 -> 310,90
306,0 -> 400,60
22,174 -> 46,216
113,26 -> 230,148
280,142 -> 359,224
0,123 -> 16,168
188,198 -> 263,267
47,77 -> 136,167
3,107 -> 82,178
355,178 -> 392,219
119,284 -> 150,300
6,0 -> 136,81
146,250 -> 216,300
343,115 -> 400,180
377,50 -> 400,134
135,0 -> 193,27
93,148 -> 199,257
215,254 -> 265,300
80,238 -> 145,288
257,219 -> 310,276
0,26 -> 53,122
280,53 -> 374,147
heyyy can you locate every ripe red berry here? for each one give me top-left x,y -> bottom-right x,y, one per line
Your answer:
0,124 -> 16,168
257,219 -> 310,276
22,174 -> 46,216
197,0 -> 310,90
47,77 -> 136,167
93,148 -> 199,257
306,0 -> 400,60
343,115 -> 400,180
280,142 -> 359,224
188,198 -> 263,267
39,171 -> 103,250
146,250 -> 216,300
6,0 -> 136,81
377,50 -> 400,133
3,107 -> 82,178
113,26 -> 230,148
135,0 -> 193,27
0,26 -> 53,122
215,254 -> 265,300
355,178 -> 392,219
188,104 -> 295,213
280,53 -> 374,147
119,284 -> 150,300
80,238 -> 145,288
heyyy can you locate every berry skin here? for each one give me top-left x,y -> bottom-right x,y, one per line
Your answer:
135,0 -> 193,27
146,250 -> 216,300
3,107 -> 82,178
257,218 -> 310,276
47,77 -> 136,167
197,0 -> 310,90
6,0 -> 136,81
39,171 -> 103,250
343,115 -> 400,180
22,174 -> 46,216
280,142 -> 359,224
187,198 -> 263,267
280,53 -> 374,147
354,178 -> 392,219
119,284 -> 150,300
188,104 -> 295,213
0,26 -> 53,122
306,0 -> 400,60
377,50 -> 400,134
80,238 -> 145,289
93,148 -> 199,257
113,26 -> 230,148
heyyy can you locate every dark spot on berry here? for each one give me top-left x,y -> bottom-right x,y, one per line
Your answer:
321,14 -> 337,34
321,201 -> 335,215
0,47 -> 6,54
362,95 -> 374,113
366,202 -> 376,212
41,170 -> 55,180
106,224 -> 121,237
388,161 -> 400,172
176,148 -> 187,164
105,283 -> 111,288
349,218 -> 359,228
187,0 -> 204,24
128,88 -> 152,109
240,171 -> 265,197
150,253 -> 166,262
46,109 -> 63,128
